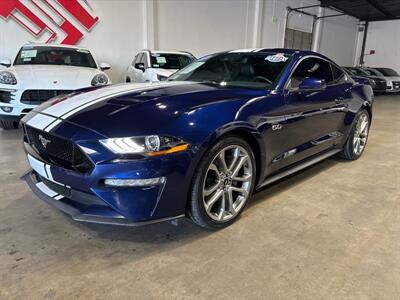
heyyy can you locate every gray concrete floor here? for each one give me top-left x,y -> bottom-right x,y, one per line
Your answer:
0,95 -> 399,300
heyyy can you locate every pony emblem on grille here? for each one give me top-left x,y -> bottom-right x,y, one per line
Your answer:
38,135 -> 51,148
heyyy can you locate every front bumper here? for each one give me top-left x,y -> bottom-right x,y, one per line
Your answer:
22,169 -> 185,226
22,136 -> 193,225
0,88 -> 35,118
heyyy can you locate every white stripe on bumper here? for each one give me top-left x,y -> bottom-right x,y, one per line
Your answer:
36,182 -> 58,198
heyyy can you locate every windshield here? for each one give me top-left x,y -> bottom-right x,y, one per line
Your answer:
169,52 -> 292,89
14,46 -> 97,68
345,67 -> 369,77
150,53 -> 194,70
374,68 -> 399,77
362,68 -> 382,76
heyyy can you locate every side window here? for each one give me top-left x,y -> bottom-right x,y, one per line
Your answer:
132,54 -> 138,66
289,57 -> 333,88
141,52 -> 150,68
331,64 -> 347,84
135,53 -> 143,68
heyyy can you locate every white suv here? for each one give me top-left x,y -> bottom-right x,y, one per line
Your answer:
0,44 -> 111,129
125,50 -> 195,83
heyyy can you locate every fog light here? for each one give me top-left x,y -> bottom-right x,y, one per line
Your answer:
104,177 -> 166,187
0,106 -> 13,113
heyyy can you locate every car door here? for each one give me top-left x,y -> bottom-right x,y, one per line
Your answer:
272,57 -> 350,170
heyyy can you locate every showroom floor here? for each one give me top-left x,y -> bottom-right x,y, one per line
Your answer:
0,95 -> 399,299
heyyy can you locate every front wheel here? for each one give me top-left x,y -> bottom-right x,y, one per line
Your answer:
189,136 -> 256,229
340,109 -> 370,160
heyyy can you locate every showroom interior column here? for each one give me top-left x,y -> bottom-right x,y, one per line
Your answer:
142,0 -> 157,49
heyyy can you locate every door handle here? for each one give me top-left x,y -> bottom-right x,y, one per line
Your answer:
334,97 -> 344,104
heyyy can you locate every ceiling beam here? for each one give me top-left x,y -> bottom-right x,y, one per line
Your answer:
366,0 -> 394,17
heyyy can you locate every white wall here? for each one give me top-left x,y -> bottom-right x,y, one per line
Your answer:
0,0 -> 360,83
155,0 -> 249,57
360,20 -> 400,73
317,8 -> 359,66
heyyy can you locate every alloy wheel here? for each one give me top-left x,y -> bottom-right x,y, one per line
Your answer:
202,145 -> 253,222
353,113 -> 369,155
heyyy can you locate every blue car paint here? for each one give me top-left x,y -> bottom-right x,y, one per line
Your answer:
21,49 -> 374,225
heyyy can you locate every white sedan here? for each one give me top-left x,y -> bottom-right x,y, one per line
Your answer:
0,44 -> 111,129
125,50 -> 195,83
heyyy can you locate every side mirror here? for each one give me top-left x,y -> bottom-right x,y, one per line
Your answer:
100,62 -> 111,71
0,59 -> 11,67
134,63 -> 145,72
298,77 -> 326,92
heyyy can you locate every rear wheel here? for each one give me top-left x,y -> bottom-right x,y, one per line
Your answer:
189,136 -> 256,229
340,109 -> 370,160
0,120 -> 19,130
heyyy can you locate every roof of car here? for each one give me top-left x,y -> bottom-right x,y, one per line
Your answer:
21,43 -> 90,51
144,50 -> 194,56
227,48 -> 317,55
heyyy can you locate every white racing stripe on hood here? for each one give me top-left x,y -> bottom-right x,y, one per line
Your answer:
26,113 -> 57,131
40,81 -> 189,120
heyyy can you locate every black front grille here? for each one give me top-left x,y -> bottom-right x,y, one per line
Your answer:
40,176 -> 71,198
374,80 -> 387,90
0,91 -> 11,103
21,90 -> 72,105
24,125 -> 93,173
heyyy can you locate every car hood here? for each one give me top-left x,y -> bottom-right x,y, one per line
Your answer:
151,68 -> 178,77
29,81 -> 267,138
383,76 -> 400,81
10,65 -> 106,90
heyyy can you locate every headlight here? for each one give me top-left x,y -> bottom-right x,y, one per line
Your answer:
91,74 -> 108,86
0,71 -> 17,85
100,135 -> 189,156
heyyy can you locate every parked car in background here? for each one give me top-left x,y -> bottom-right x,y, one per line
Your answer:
343,66 -> 387,93
0,44 -> 111,129
21,49 -> 373,229
125,50 -> 195,83
363,67 -> 400,93
370,67 -> 400,93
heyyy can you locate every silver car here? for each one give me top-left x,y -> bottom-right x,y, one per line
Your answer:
364,67 -> 400,93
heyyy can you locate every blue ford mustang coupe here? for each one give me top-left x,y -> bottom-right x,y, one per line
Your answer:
21,49 -> 373,229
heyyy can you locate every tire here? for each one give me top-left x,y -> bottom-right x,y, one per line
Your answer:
340,109 -> 370,160
0,120 -> 19,130
188,135 -> 256,229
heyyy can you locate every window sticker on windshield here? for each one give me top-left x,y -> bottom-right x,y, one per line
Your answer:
23,58 -> 32,62
153,64 -> 160,68
21,49 -> 37,58
156,57 -> 167,64
265,53 -> 288,63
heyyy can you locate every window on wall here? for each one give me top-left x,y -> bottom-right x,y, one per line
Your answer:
284,28 -> 313,51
